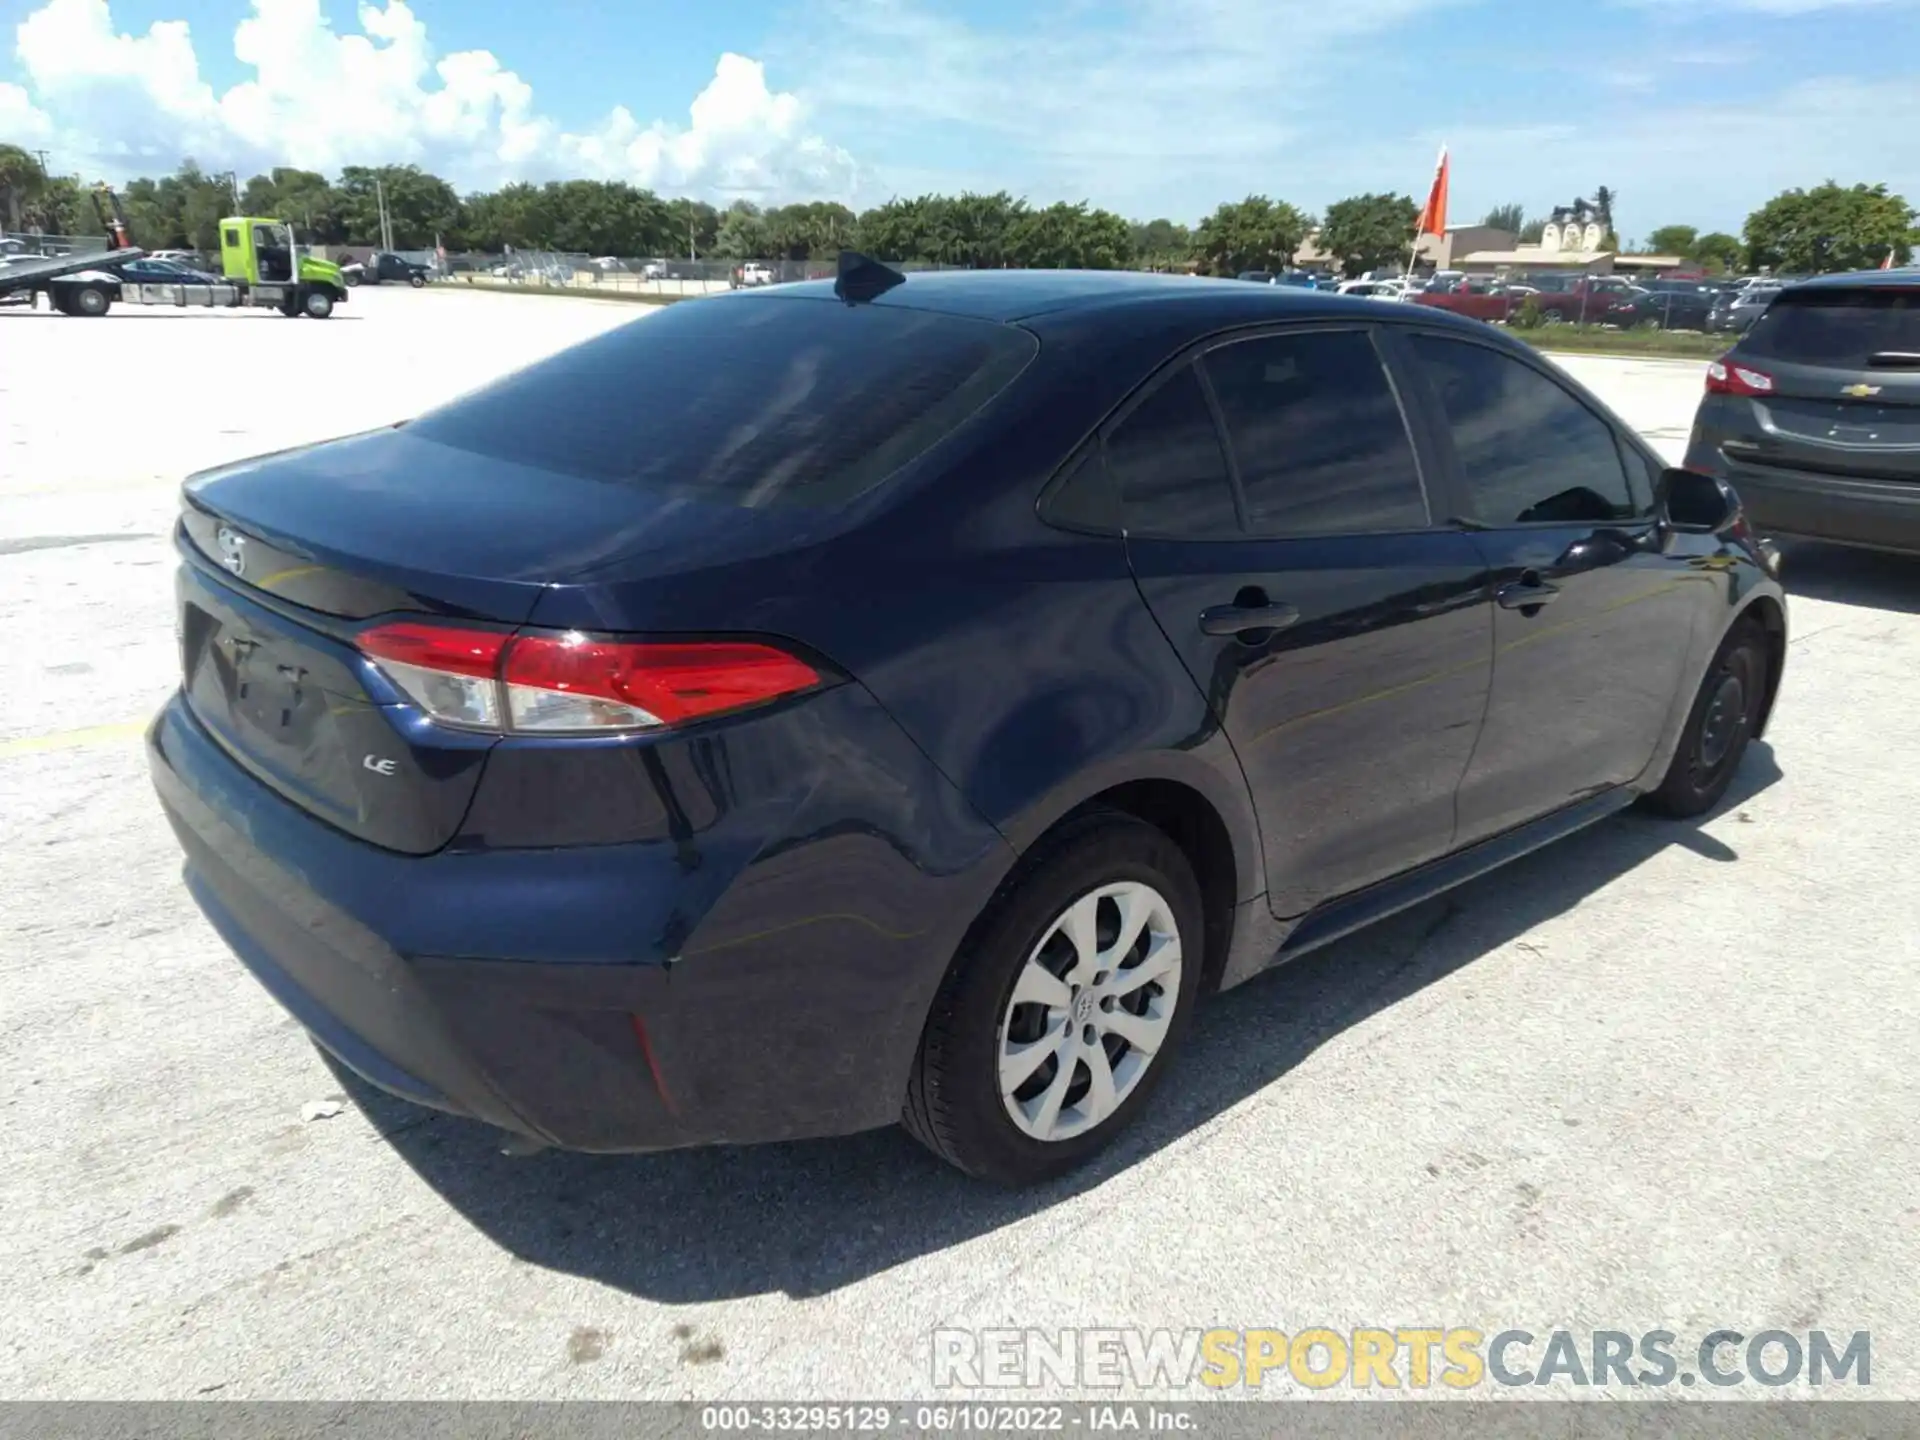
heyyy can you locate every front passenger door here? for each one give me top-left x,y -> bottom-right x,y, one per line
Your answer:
1398,332 -> 1703,845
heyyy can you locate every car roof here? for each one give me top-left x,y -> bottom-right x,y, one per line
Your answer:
1784,269 -> 1920,293
731,269 -> 1468,330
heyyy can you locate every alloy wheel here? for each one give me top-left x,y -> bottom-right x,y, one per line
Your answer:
996,881 -> 1182,1143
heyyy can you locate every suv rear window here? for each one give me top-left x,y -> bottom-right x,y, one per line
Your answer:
1739,286 -> 1920,368
409,295 -> 1037,508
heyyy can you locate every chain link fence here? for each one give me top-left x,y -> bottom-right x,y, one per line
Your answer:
429,251 -> 972,297
0,231 -> 112,260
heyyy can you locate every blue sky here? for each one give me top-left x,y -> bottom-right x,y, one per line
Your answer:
3,0 -> 1917,237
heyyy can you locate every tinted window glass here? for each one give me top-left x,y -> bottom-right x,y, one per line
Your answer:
408,297 -> 1037,509
1203,330 -> 1428,535
1101,364 -> 1239,538
1410,335 -> 1635,525
1040,448 -> 1120,532
1740,287 -> 1920,368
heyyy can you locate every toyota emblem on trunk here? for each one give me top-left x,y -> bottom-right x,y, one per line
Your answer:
215,525 -> 247,576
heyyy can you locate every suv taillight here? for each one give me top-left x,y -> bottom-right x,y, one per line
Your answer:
1705,357 -> 1774,397
358,622 -> 822,734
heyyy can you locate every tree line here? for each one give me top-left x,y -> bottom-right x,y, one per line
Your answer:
1,146 -> 1912,277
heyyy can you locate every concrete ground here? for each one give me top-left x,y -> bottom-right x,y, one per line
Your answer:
2,287 -> 1916,1401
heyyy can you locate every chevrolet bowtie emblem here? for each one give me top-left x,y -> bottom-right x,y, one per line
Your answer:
1842,383 -> 1882,398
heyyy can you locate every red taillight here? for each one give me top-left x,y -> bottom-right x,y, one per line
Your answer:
503,635 -> 821,730
357,623 -> 821,734
358,621 -> 507,679
1705,357 -> 1774,397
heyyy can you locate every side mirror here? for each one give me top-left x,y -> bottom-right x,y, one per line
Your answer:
1656,467 -> 1738,533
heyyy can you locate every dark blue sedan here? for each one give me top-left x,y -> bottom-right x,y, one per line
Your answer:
149,262 -> 1786,1184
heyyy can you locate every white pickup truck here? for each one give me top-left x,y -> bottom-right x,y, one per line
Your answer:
732,262 -> 776,289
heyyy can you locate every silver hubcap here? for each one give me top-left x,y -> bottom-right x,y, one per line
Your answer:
996,881 -> 1182,1143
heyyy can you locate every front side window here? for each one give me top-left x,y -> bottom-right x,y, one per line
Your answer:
1408,334 -> 1636,526
1201,329 -> 1429,535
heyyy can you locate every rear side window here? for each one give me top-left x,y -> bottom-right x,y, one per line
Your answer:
1409,334 -> 1636,526
1098,364 -> 1240,538
409,297 -> 1037,509
1201,330 -> 1428,535
1740,287 -> 1920,368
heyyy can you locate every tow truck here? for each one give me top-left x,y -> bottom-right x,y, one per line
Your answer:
0,186 -> 348,318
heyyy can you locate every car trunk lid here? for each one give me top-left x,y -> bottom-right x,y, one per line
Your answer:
174,296 -> 1037,851
175,428 -> 858,853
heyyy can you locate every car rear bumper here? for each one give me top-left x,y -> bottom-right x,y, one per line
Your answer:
148,688 -> 1005,1152
1716,460 -> 1920,557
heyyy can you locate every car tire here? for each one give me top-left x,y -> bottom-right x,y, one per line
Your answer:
409,273 -> 425,288
1641,618 -> 1768,819
903,809 -> 1205,1185
302,288 -> 335,319
72,284 -> 110,317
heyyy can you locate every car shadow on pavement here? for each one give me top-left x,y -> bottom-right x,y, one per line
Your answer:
335,745 -> 1782,1303
1777,540 -> 1920,614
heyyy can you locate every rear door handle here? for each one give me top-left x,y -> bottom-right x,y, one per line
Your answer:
1496,577 -> 1560,611
1199,602 -> 1300,637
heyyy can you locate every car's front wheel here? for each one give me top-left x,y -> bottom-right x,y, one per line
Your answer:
904,811 -> 1204,1184
1642,617 -> 1768,818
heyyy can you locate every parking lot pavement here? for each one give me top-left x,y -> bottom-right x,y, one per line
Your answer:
3,289 -> 1917,1400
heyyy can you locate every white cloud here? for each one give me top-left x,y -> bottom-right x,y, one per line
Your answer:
771,0 -> 1919,229
1619,0 -> 1913,11
7,0 -> 852,198
0,79 -> 54,142
772,0 -> 1485,216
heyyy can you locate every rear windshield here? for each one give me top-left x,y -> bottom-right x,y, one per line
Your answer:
1740,287 -> 1920,368
409,295 -> 1037,508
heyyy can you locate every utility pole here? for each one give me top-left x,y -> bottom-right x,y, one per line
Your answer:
374,176 -> 393,252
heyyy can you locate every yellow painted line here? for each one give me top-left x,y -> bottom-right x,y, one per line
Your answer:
0,720 -> 148,760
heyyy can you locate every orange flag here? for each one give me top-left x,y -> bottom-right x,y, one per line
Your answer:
1417,146 -> 1450,239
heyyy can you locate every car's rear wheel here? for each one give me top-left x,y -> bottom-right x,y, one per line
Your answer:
1642,618 -> 1768,818
903,810 -> 1204,1185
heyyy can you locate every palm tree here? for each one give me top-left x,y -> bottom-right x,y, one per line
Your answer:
0,144 -> 48,233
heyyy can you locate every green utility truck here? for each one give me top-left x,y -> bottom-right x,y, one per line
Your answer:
210,217 -> 350,317
28,191 -> 349,319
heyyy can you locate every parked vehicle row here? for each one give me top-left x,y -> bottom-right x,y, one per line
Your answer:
1397,270 -> 1801,335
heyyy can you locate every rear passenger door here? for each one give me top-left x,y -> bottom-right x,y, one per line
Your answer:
1110,326 -> 1493,919
1393,331 -> 1702,844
